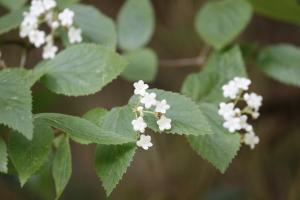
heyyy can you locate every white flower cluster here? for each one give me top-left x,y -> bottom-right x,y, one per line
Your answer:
218,77 -> 262,149
19,0 -> 82,59
132,80 -> 172,150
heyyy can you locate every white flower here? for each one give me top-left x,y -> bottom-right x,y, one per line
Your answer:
58,8 -> 74,27
157,115 -> 172,131
133,80 -> 149,96
136,134 -> 153,150
244,92 -> 263,111
68,27 -> 82,44
51,21 -> 60,29
131,117 -> 147,133
252,111 -> 260,119
223,117 -> 242,133
42,0 -> 57,10
234,77 -> 251,91
136,106 -> 144,116
244,132 -> 259,149
218,102 -> 235,120
30,0 -> 46,17
222,80 -> 239,99
141,92 -> 156,109
42,43 -> 58,59
29,30 -> 46,47
239,115 -> 251,130
155,99 -> 170,114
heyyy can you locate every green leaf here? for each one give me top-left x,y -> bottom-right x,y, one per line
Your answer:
8,119 -> 54,186
247,0 -> 300,26
36,113 -> 136,145
82,107 -> 107,126
57,0 -> 80,8
117,0 -> 155,50
39,44 -> 127,96
95,144 -> 136,196
121,48 -> 158,82
187,104 -> 241,173
0,137 -> 8,173
195,0 -> 252,49
129,89 -> 213,136
70,4 -> 117,49
85,107 -> 137,196
0,69 -> 33,139
52,136 -> 72,199
100,106 -> 137,141
0,0 -> 26,11
181,46 -> 247,105
0,7 -> 25,35
257,44 -> 300,87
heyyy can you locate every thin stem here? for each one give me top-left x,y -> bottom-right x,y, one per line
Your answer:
20,48 -> 27,68
159,45 -> 210,68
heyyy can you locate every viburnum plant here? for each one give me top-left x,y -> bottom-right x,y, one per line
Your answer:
0,0 -> 299,198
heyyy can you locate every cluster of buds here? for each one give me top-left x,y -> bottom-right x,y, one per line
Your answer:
19,0 -> 82,59
132,80 -> 172,150
218,77 -> 263,149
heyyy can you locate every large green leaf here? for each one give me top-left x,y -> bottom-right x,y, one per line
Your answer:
187,104 -> 241,173
70,4 -> 117,49
8,119 -> 54,186
121,48 -> 158,82
84,107 -> 137,196
257,44 -> 300,87
0,0 -> 26,11
82,107 -> 107,126
181,46 -> 247,105
0,7 -> 24,35
57,0 -> 80,8
39,44 -> 127,96
95,144 -> 136,196
195,0 -> 252,49
0,69 -> 33,139
117,0 -> 155,50
52,136 -> 72,200
101,106 -> 137,141
36,113 -> 136,145
129,89 -> 213,136
247,0 -> 300,26
0,137 -> 8,173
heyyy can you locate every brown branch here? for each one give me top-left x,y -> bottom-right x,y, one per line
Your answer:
159,46 -> 211,68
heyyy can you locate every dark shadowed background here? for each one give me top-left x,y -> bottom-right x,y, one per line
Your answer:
1,0 -> 300,199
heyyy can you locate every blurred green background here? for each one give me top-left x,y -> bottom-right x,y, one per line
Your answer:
1,0 -> 300,199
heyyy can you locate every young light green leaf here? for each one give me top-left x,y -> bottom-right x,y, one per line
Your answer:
187,103 -> 241,173
181,46 -> 247,105
95,143 -> 136,196
129,89 -> 213,136
39,44 -> 127,96
121,48 -> 158,82
0,0 -> 26,11
8,119 -> 54,186
36,113 -> 136,145
52,136 -> 72,200
57,0 -> 80,8
195,0 -> 252,49
0,69 -> 33,140
257,44 -> 300,87
82,107 -> 107,126
70,4 -> 117,49
117,0 -> 155,50
0,7 -> 25,35
247,0 -> 300,26
0,137 -> 8,173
